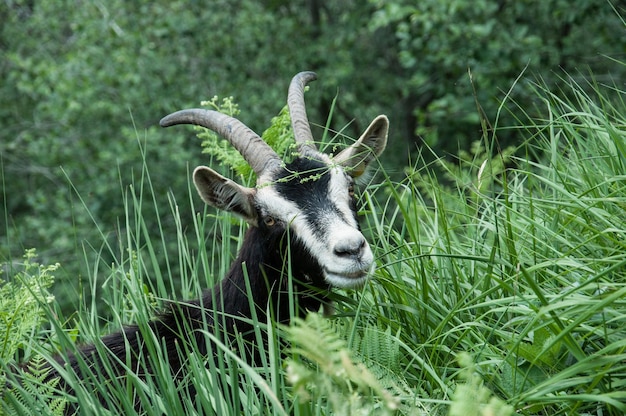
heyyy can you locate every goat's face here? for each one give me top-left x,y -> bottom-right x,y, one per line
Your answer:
264,155 -> 374,287
192,115 -> 388,288
160,72 -> 388,289
257,155 -> 373,288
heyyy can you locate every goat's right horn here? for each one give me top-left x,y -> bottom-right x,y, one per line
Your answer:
288,71 -> 318,155
160,109 -> 280,175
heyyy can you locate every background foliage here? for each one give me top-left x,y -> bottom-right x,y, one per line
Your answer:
1,0 -> 624,312
2,74 -> 626,414
2,1 -> 626,414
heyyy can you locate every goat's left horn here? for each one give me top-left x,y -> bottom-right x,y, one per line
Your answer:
160,109 -> 280,175
288,71 -> 318,154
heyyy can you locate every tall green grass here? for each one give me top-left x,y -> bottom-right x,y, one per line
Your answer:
2,75 -> 626,415
356,75 -> 626,415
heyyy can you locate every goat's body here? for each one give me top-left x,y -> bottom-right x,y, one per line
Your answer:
48,224 -> 329,411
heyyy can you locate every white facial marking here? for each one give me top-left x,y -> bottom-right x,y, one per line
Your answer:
255,163 -> 374,288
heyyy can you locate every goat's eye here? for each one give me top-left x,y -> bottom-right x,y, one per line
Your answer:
263,217 -> 276,227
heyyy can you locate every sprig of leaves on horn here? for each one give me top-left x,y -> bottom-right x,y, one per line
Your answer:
195,96 -> 295,185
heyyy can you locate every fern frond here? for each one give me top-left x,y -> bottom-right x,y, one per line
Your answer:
449,353 -> 513,416
195,97 -> 296,183
0,249 -> 57,361
0,250 -> 67,415
3,355 -> 67,416
285,313 -> 404,415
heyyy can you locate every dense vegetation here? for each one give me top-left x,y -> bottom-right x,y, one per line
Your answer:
2,75 -> 626,414
1,0 -> 626,414
2,1 -> 624,307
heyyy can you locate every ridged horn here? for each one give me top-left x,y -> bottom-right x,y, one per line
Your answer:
288,71 -> 318,154
160,109 -> 280,175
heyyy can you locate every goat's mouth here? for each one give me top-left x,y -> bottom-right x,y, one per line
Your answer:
323,266 -> 372,289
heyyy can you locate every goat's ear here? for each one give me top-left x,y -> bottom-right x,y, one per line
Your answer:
193,166 -> 258,225
334,115 -> 388,178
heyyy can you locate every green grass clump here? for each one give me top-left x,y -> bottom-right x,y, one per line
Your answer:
2,73 -> 626,415
357,75 -> 626,414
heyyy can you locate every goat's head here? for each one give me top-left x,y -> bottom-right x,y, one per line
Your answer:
160,72 -> 388,289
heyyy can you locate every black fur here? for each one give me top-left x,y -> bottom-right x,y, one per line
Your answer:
41,160 -> 352,413
275,157 -> 356,236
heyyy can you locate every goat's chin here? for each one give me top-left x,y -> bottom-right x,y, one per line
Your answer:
324,266 -> 374,289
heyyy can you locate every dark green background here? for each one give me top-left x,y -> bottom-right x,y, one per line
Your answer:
2,0 -> 624,311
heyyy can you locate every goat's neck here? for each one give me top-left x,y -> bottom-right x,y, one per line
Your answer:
208,225 -> 328,331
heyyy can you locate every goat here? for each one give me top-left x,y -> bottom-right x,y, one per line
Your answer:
41,71 -> 388,412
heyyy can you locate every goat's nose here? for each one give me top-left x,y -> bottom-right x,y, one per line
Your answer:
333,236 -> 366,259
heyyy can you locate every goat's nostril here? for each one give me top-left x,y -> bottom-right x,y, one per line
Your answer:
334,238 -> 366,258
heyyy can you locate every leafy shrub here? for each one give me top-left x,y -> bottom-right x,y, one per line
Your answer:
0,249 -> 67,415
